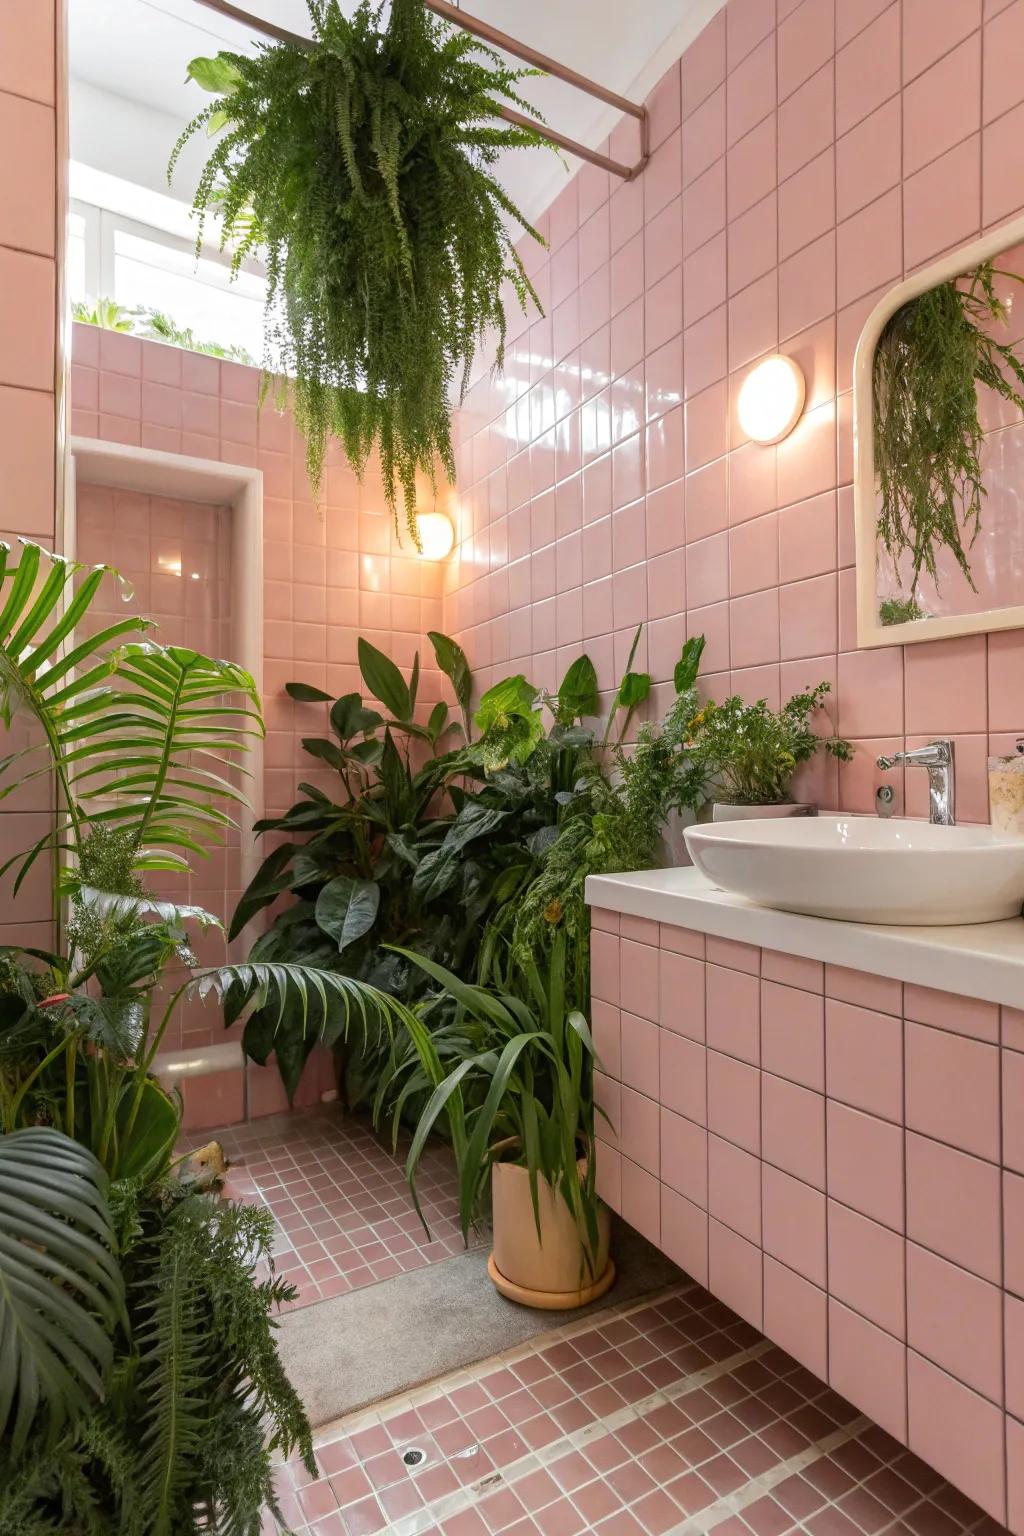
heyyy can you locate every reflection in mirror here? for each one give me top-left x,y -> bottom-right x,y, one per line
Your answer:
854,217 -> 1024,647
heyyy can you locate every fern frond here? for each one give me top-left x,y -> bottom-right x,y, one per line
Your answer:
173,0 -> 551,543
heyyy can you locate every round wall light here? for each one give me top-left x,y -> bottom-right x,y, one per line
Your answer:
414,510 -> 455,561
737,354 -> 806,445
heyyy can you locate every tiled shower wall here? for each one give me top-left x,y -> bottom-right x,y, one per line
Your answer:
0,0 -> 62,952
69,324 -> 447,1114
589,905 -> 1024,1529
445,0 -> 1024,817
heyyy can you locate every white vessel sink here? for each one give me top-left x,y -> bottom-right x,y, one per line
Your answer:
683,816 -> 1024,925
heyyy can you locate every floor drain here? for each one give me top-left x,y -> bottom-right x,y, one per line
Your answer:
402,1448 -> 426,1467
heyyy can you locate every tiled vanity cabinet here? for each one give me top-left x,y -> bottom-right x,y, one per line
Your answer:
587,869 -> 1024,1529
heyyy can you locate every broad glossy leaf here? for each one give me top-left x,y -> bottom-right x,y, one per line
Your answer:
616,670 -> 651,710
228,841 -> 298,940
428,631 -> 472,711
330,692 -> 383,742
285,681 -> 332,703
411,804 -> 508,902
186,54 -> 244,94
358,637 -> 411,721
315,876 -> 380,952
674,634 -> 706,694
555,654 -> 599,724
473,674 -> 537,732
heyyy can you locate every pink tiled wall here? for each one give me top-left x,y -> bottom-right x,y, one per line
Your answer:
69,324 -> 447,1117
0,0 -> 62,953
590,905 -> 1024,1528
446,0 -> 1024,820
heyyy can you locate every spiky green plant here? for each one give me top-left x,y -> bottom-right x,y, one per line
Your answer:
172,0 -> 549,544
0,544 -> 425,1531
874,259 -> 1024,594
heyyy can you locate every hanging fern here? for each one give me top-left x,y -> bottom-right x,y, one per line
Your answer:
172,0 -> 549,544
873,259 -> 1024,598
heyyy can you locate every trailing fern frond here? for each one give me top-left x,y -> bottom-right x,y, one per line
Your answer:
173,0 -> 550,544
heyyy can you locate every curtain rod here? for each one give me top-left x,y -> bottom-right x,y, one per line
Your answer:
190,0 -> 650,180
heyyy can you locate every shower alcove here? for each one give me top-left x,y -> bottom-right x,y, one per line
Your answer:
68,436 -> 264,1114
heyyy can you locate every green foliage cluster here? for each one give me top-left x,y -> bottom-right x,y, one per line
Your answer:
380,931 -> 605,1268
72,298 -> 256,364
879,595 -> 925,627
686,682 -> 852,807
0,543 -> 414,1531
874,259 -> 1024,599
233,629 -> 710,1106
174,0 -> 549,544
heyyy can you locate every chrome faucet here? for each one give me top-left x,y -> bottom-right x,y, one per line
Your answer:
876,739 -> 955,826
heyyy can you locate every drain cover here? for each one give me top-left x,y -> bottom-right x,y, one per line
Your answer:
402,1448 -> 426,1467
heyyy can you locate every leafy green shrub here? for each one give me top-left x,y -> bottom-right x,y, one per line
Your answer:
0,543 -> 414,1532
174,0 -> 549,542
686,682 -> 852,806
235,630 -> 711,1102
874,259 -> 1024,597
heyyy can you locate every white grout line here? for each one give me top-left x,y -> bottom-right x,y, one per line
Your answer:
387,1333 -> 778,1536
664,1414 -> 873,1536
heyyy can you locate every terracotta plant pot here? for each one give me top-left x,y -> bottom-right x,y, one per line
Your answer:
488,1158 -> 614,1310
712,801 -> 816,822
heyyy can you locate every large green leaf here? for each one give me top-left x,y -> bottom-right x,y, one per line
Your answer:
315,876 -> 380,952
674,634 -> 706,694
284,681 -> 331,703
229,841 -> 299,940
555,654 -> 599,725
330,692 -> 383,742
428,631 -> 472,713
186,54 -> 244,94
0,1127 -> 123,1460
473,674 -> 536,733
411,804 -> 508,903
358,637 -> 410,721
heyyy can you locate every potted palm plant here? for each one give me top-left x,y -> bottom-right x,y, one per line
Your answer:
380,931 -> 613,1309
686,682 -> 852,821
0,540 -> 413,1530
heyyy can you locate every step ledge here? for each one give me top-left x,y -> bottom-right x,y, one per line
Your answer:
154,1041 -> 244,1083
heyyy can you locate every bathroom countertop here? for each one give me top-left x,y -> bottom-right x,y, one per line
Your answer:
585,866 -> 1024,1010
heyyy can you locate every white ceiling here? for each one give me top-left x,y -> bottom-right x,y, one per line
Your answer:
69,0 -> 725,221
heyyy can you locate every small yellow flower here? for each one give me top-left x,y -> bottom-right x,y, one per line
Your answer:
543,899 -> 563,925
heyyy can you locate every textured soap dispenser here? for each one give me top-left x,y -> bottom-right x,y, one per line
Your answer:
989,737 -> 1024,834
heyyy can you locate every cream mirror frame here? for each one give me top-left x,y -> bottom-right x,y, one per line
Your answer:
853,211 -> 1024,649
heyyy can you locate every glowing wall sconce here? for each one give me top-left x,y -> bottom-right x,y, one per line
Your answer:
737,354 -> 806,445
415,510 -> 455,560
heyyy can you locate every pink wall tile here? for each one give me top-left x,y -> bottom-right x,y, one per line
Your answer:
906,1133 -> 1001,1282
828,1200 -> 905,1338
706,964 -> 760,1064
905,1023 -> 1000,1161
906,1242 -> 1003,1403
661,1186 -> 709,1286
661,1107 -> 708,1207
658,949 -> 706,1039
707,1051 -> 760,1154
660,1030 -> 707,1125
708,1133 -> 762,1244
763,1075 -> 825,1189
830,1299 -> 907,1441
907,1351 -> 1006,1522
761,981 -> 824,1090
709,1218 -> 763,1329
825,999 -> 903,1121
903,982 -> 999,1042
763,1257 -> 827,1379
762,1163 -> 826,1286
827,1101 -> 903,1230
